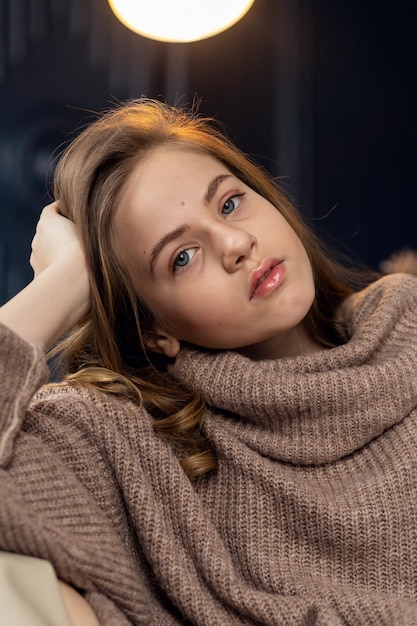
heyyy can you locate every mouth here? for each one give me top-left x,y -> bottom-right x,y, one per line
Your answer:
250,258 -> 284,299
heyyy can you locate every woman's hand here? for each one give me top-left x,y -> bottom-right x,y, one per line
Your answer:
0,202 -> 91,350
58,581 -> 101,626
30,202 -> 85,278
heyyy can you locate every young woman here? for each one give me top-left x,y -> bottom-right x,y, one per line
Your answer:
1,99 -> 417,625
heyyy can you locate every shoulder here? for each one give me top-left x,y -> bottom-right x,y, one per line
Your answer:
33,379 -> 136,418
13,381 -> 161,530
338,272 -> 417,339
29,380 -> 155,447
349,272 -> 417,309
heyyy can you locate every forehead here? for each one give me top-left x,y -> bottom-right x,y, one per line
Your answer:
117,146 -> 231,228
124,145 -> 228,203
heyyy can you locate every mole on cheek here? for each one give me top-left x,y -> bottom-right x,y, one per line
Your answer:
181,201 -> 185,206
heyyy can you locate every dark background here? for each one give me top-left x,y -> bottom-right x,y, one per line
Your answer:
0,0 -> 416,303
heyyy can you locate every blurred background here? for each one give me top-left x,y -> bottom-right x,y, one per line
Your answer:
0,0 -> 416,303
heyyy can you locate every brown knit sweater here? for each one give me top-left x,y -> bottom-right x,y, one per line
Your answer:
2,273 -> 417,625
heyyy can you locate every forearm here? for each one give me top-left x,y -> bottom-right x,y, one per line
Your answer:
0,255 -> 89,351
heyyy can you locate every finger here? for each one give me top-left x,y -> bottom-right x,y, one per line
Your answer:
29,251 -> 36,271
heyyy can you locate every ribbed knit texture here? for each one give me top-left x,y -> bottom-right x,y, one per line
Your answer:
2,273 -> 417,624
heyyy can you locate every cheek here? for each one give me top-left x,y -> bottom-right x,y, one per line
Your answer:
150,272 -> 223,316
158,292 -> 235,339
165,298 -> 222,325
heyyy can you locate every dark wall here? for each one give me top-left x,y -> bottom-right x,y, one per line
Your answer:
185,0 -> 417,268
0,0 -> 416,303
312,2 -> 417,268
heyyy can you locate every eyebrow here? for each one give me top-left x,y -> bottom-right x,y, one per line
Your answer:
149,173 -> 233,273
150,224 -> 190,274
204,174 -> 232,205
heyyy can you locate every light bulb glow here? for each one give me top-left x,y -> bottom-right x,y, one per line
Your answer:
108,0 -> 256,43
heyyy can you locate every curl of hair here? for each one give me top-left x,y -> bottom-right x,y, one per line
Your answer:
52,98 -> 376,484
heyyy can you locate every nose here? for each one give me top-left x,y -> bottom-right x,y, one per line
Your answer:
212,222 -> 256,272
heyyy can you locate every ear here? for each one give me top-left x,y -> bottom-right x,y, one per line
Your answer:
144,328 -> 181,358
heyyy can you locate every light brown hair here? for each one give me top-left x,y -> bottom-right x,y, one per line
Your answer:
53,98 -> 374,482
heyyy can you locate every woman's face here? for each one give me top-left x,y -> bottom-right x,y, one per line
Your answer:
113,146 -> 315,359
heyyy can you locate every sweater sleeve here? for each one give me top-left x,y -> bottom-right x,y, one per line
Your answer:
0,323 -> 150,625
0,323 -> 49,468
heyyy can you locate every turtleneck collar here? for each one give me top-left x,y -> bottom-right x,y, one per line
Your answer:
170,274 -> 417,465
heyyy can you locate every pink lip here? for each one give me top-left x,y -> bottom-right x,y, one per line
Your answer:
250,258 -> 285,299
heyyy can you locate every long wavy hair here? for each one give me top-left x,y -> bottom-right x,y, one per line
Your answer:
53,98 -> 374,482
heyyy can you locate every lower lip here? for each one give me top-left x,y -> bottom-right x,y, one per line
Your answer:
251,262 -> 286,299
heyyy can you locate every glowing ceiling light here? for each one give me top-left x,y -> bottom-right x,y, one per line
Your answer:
108,0 -> 256,43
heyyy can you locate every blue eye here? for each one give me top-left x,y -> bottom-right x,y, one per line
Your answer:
173,247 -> 196,271
221,194 -> 243,216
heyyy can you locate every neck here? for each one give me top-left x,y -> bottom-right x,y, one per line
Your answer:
238,324 -> 326,361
